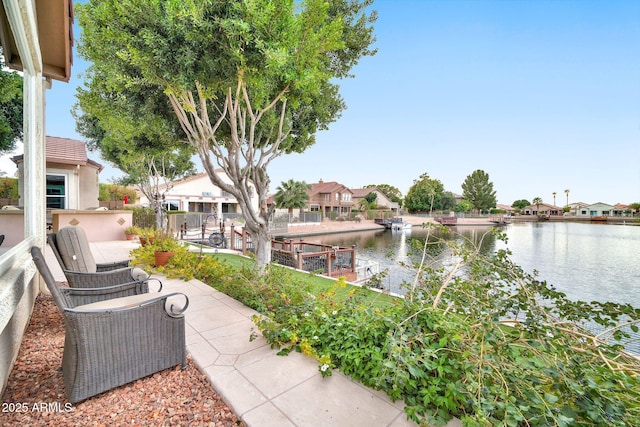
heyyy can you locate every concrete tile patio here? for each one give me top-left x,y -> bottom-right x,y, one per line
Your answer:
45,240 -> 461,427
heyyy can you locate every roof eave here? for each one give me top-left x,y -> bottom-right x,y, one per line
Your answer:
0,0 -> 73,82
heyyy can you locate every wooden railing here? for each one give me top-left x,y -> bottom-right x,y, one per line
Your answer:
231,231 -> 357,281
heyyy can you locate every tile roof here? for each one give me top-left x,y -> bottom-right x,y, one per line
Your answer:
45,136 -> 88,165
496,203 -> 515,211
309,181 -> 352,195
351,187 -> 376,198
154,170 -> 228,192
11,136 -> 103,171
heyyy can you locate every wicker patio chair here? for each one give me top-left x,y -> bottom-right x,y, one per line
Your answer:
48,226 -> 161,291
31,246 -> 188,403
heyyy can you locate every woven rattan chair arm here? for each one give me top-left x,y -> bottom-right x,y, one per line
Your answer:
130,268 -> 162,291
96,260 -> 131,271
67,292 -> 189,317
146,277 -> 163,292
58,281 -> 147,307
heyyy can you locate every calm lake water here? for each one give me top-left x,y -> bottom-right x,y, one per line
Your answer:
309,222 -> 640,308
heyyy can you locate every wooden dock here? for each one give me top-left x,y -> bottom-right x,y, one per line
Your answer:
434,216 -> 457,226
488,215 -> 511,225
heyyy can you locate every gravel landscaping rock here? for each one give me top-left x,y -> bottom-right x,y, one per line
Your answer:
2,294 -> 245,427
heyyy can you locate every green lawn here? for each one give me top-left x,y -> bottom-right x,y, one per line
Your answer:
211,252 -> 396,308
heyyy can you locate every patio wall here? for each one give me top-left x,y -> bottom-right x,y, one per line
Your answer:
1,210 -> 134,245
51,210 -> 133,241
0,211 -> 25,246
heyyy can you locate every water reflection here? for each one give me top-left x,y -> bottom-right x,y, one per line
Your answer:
306,225 -> 498,294
310,222 -> 640,307
496,222 -> 640,307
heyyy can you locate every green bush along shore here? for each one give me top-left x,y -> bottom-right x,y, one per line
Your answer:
131,229 -> 640,426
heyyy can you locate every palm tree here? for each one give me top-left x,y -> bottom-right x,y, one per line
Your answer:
552,191 -> 557,206
564,189 -> 570,207
532,197 -> 543,215
274,179 -> 311,222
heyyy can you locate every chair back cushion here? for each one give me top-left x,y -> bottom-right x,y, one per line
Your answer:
56,226 -> 97,273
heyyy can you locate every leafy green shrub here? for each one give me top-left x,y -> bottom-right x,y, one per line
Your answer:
251,228 -> 640,426
131,227 -> 640,426
98,183 -> 137,203
0,177 -> 19,199
130,241 -> 232,284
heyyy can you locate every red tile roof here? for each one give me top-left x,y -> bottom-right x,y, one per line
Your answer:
309,181 -> 352,196
12,136 -> 103,171
351,188 -> 375,198
46,136 -> 88,165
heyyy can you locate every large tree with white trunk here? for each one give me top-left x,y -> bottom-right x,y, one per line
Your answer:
76,0 -> 376,269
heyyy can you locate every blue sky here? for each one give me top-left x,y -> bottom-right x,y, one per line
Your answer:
1,0 -> 639,205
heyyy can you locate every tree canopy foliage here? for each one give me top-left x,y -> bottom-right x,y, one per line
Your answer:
73,22 -> 197,195
404,173 -> 452,213
0,177 -> 18,198
453,199 -> 474,213
364,192 -> 377,204
511,199 -> 531,210
76,0 -> 377,268
461,169 -> 497,213
0,49 -> 23,154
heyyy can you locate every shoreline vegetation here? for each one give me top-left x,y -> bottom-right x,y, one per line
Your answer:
137,228 -> 640,426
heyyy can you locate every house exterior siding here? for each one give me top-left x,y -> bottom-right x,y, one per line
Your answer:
351,187 -> 400,214
523,203 -> 563,216
585,203 -> 616,217
137,172 -> 258,219
12,137 -> 102,210
306,181 -> 354,218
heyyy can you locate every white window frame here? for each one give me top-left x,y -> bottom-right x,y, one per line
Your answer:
46,173 -> 67,209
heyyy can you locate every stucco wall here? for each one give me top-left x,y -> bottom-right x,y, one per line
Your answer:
15,163 -> 100,209
78,165 -> 100,209
1,210 -> 134,244
0,253 -> 38,395
0,211 -> 25,246
51,210 -> 134,241
139,172 -> 259,215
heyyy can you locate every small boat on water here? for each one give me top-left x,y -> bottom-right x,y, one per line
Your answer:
391,222 -> 412,231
